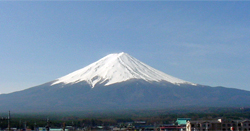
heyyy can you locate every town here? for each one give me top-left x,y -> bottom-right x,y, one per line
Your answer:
1,111 -> 250,131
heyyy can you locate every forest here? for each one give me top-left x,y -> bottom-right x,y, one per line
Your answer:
0,107 -> 249,130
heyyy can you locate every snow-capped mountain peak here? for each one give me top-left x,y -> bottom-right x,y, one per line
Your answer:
51,52 -> 195,87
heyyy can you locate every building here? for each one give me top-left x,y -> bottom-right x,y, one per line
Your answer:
186,119 -> 250,131
176,118 -> 191,126
186,120 -> 221,131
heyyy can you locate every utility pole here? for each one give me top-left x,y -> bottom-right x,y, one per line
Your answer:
24,121 -> 27,131
19,120 -> 21,130
46,118 -> 50,131
8,111 -> 10,131
62,122 -> 65,131
34,122 -> 37,131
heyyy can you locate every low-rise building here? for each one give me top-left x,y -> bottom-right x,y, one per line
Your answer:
186,119 -> 250,131
176,118 -> 191,126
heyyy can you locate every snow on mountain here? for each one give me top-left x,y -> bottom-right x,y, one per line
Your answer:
51,52 -> 195,87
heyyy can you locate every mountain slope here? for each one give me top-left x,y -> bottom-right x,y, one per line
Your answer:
0,80 -> 250,112
0,52 -> 249,113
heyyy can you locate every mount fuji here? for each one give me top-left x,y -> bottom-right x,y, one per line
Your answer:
52,52 -> 195,88
0,52 -> 250,112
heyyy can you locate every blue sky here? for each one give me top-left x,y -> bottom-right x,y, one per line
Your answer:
0,2 -> 249,94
